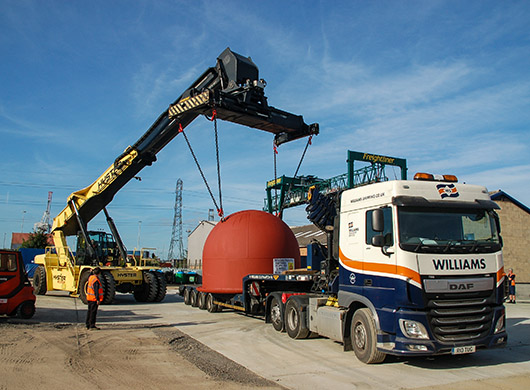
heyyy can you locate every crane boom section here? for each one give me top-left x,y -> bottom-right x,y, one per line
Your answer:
52,47 -> 319,238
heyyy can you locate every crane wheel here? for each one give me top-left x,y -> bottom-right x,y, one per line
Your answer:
133,271 -> 158,302
78,271 -> 90,305
32,266 -> 47,295
145,272 -> 159,302
101,271 -> 116,304
133,284 -> 148,302
153,272 -> 167,302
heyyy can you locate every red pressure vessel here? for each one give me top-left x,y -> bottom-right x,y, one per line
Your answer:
199,210 -> 300,294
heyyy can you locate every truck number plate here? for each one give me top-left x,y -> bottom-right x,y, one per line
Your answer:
0,299 -> 7,304
451,345 -> 476,355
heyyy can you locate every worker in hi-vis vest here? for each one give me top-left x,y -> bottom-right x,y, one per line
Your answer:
86,267 -> 104,329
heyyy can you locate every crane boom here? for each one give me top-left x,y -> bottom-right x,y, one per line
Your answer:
52,48 -> 319,241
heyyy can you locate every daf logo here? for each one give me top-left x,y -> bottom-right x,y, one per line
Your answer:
449,283 -> 474,290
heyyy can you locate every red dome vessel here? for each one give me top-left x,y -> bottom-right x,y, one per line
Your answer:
199,210 -> 300,294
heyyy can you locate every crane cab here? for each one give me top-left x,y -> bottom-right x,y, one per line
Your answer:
76,231 -> 121,266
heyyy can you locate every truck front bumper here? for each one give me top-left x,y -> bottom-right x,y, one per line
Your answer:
377,306 -> 507,356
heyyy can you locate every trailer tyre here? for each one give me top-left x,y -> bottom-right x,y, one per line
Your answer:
190,289 -> 198,307
183,288 -> 191,305
285,298 -> 310,339
269,296 -> 284,332
351,308 -> 386,364
197,291 -> 207,310
79,271 -> 90,305
16,301 -> 36,319
101,271 -> 116,304
205,293 -> 219,313
33,266 -> 47,295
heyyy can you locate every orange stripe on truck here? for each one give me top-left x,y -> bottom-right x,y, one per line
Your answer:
339,247 -> 421,285
497,266 -> 505,284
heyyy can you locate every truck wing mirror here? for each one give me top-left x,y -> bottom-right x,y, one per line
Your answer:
372,209 -> 385,232
371,235 -> 385,247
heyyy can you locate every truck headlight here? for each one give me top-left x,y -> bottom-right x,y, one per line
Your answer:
399,319 -> 429,339
494,313 -> 505,334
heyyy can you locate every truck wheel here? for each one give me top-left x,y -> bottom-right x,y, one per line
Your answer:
101,271 -> 116,304
17,301 -> 36,319
269,296 -> 284,332
197,292 -> 207,310
183,288 -> 191,305
78,271 -> 90,305
351,308 -> 386,364
285,298 -> 310,339
190,289 -> 198,307
154,272 -> 167,302
33,266 -> 47,295
205,293 -> 219,313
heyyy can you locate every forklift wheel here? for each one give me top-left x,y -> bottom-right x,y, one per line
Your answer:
17,301 -> 36,319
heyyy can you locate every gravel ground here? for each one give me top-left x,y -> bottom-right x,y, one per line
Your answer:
0,320 -> 283,390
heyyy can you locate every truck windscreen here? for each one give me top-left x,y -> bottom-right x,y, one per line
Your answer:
397,207 -> 501,253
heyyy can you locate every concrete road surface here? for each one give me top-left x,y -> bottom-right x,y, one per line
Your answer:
30,288 -> 530,389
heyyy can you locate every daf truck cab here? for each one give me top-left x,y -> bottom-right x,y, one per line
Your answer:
334,173 -> 507,362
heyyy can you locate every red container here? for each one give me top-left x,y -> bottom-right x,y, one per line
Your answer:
199,210 -> 300,294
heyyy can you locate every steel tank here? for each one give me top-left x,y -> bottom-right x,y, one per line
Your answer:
199,210 -> 300,294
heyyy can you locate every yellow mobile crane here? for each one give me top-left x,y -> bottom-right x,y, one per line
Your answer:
32,48 -> 318,304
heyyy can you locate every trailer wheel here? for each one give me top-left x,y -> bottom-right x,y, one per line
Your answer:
190,289 -> 198,307
183,288 -> 191,305
206,293 -> 219,313
78,271 -> 90,305
16,301 -> 36,319
154,272 -> 167,302
269,296 -> 284,332
351,308 -> 386,364
33,266 -> 47,295
101,271 -> 116,304
285,298 -> 310,339
197,291 -> 207,310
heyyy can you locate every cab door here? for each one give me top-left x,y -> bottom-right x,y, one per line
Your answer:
363,207 -> 397,331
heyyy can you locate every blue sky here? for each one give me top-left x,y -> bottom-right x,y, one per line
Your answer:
1,1 -> 529,258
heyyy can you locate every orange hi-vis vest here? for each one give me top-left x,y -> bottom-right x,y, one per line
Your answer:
87,275 -> 103,302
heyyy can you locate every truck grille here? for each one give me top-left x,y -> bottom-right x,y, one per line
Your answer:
427,296 -> 494,343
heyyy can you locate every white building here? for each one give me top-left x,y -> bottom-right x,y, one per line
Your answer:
187,220 -> 217,269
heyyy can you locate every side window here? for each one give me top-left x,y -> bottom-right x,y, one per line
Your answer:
0,254 -> 17,272
366,207 -> 393,246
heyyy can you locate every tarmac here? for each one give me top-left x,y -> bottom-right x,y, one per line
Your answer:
24,287 -> 530,389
